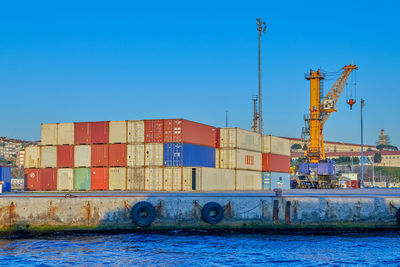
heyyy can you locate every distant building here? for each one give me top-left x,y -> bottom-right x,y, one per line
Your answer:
16,150 -> 25,167
377,129 -> 390,146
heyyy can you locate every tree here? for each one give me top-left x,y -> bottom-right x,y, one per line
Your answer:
373,153 -> 382,163
291,143 -> 302,151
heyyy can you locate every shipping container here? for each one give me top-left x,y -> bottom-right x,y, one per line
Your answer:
163,167 -> 182,191
91,121 -> 109,144
74,122 -> 91,145
74,168 -> 91,190
25,169 -> 40,191
127,167 -> 145,190
261,135 -> 290,156
215,149 -> 220,168
199,168 -> 235,191
74,145 -> 91,167
127,120 -> 145,144
41,123 -> 58,145
40,146 -> 57,168
145,143 -> 163,166
219,149 -> 262,171
216,128 -> 220,148
262,153 -> 290,173
57,145 -> 74,168
127,144 -> 144,167
91,144 -> 109,167
144,119 -> 163,143
109,167 -> 126,190
262,172 -> 290,190
25,146 -> 40,169
109,121 -> 127,144
57,123 -> 74,145
109,144 -> 127,167
262,172 -> 270,190
57,168 -> 74,191
40,168 -> 57,191
163,119 -> 217,147
164,143 -> 215,167
0,167 -> 11,192
91,167 -> 109,190
219,128 -> 261,152
11,178 -> 24,191
236,170 -> 262,190
145,167 -> 163,191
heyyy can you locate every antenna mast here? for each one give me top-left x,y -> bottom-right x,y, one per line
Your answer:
251,95 -> 259,132
256,18 -> 267,135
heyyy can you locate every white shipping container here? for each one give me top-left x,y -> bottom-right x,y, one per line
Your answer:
163,167 -> 183,191
40,146 -> 57,168
127,144 -> 145,167
57,123 -> 74,145
219,149 -> 262,171
109,121 -> 127,144
109,167 -> 126,190
219,128 -> 261,152
127,120 -> 145,144
57,168 -> 74,191
145,167 -> 163,191
41,123 -> 58,145
74,145 -> 91,167
236,170 -> 262,190
145,144 -> 163,166
127,167 -> 145,190
25,146 -> 40,168
199,168 -> 235,191
261,135 -> 290,156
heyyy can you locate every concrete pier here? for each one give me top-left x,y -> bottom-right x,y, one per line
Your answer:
1,190 -> 400,235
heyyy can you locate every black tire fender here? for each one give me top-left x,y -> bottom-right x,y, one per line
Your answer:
202,202 -> 224,225
396,208 -> 400,224
131,201 -> 156,227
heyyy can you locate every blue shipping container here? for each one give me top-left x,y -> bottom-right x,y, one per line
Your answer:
262,172 -> 271,190
263,172 -> 290,190
0,167 -> 12,192
164,143 -> 215,167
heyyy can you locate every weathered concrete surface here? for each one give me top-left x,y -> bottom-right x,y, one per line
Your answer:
1,191 -> 400,235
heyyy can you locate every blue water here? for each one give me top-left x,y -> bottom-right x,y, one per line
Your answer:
1,232 -> 400,266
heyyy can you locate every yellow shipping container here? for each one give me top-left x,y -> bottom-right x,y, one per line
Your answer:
109,167 -> 126,190
57,123 -> 74,145
40,146 -> 57,168
109,121 -> 127,144
199,168 -> 235,191
261,135 -> 290,156
127,167 -> 145,190
163,167 -> 183,191
145,144 -> 163,166
235,170 -> 262,190
127,144 -> 145,167
127,120 -> 145,144
25,146 -> 40,169
145,167 -> 163,191
219,149 -> 262,171
41,123 -> 58,145
219,128 -> 261,152
74,145 -> 91,167
57,168 -> 74,191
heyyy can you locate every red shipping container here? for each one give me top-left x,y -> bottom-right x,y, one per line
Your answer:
58,145 -> 74,167
145,120 -> 164,143
164,119 -> 217,148
216,128 -> 220,148
24,169 -> 40,191
91,144 -> 109,167
91,167 -> 109,190
75,122 -> 91,144
351,180 -> 359,189
109,144 -> 127,166
40,168 -> 57,191
91,121 -> 109,144
262,153 -> 290,173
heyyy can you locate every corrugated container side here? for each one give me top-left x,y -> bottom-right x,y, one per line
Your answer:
41,123 -> 58,145
74,122 -> 91,144
219,128 -> 261,152
109,167 -> 126,190
57,123 -> 74,145
270,172 -> 291,190
219,149 -> 262,171
109,121 -> 127,144
91,167 -> 109,190
91,144 -> 109,167
163,167 -> 182,191
109,144 -> 127,167
127,167 -> 145,190
91,121 -> 109,144
261,135 -> 290,156
145,167 -> 163,191
144,120 -> 164,143
57,168 -> 74,191
0,167 -> 12,192
145,143 -> 163,166
24,169 -> 40,191
163,143 -> 215,167
40,168 -> 57,191
40,146 -> 57,168
127,144 -> 144,167
127,120 -> 145,144
235,170 -> 262,190
262,153 -> 290,173
74,168 -> 91,190
181,167 -> 194,191
25,146 -> 40,169
216,128 -> 220,148
57,145 -> 74,168
215,149 -> 220,168
199,168 -> 235,191
74,145 -> 91,167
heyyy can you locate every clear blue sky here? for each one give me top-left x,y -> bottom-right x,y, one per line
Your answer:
1,1 -> 399,146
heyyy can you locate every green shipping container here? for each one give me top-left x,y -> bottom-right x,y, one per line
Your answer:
74,168 -> 91,190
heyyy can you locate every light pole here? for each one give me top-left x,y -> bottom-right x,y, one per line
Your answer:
360,98 -> 365,187
256,18 -> 267,135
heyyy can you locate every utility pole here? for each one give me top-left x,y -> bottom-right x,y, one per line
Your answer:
360,98 -> 365,187
256,18 -> 267,135
251,95 -> 259,132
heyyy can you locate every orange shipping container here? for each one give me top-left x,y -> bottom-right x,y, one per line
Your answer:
25,169 -> 40,191
91,121 -> 109,144
109,144 -> 127,167
40,168 -> 57,191
57,145 -> 74,168
74,122 -> 91,144
91,167 -> 109,190
91,144 -> 109,167
262,153 -> 290,173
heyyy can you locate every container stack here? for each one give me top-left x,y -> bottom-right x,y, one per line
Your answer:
261,136 -> 291,190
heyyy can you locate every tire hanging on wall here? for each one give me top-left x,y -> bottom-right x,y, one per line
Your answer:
202,202 -> 224,225
131,201 -> 156,227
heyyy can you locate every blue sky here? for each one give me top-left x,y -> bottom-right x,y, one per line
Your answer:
0,1 -> 399,146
